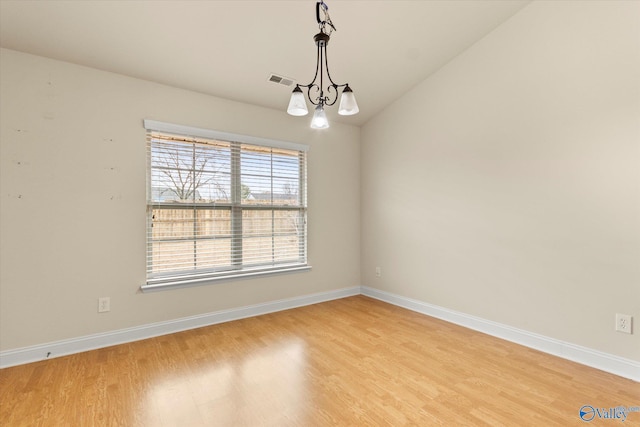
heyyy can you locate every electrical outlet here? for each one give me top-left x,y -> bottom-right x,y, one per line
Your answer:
375,266 -> 381,278
98,297 -> 110,313
615,313 -> 632,334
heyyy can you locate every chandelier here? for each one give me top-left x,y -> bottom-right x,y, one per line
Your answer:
287,0 -> 359,129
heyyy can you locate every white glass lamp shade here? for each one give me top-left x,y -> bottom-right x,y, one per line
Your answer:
310,104 -> 329,129
287,86 -> 309,116
338,85 -> 359,116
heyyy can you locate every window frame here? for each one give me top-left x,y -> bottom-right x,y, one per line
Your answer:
141,120 -> 310,292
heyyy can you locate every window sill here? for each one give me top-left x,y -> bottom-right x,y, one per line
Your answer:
140,265 -> 312,293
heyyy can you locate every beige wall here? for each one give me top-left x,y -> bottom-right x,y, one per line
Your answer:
0,48 -> 361,351
361,0 -> 640,361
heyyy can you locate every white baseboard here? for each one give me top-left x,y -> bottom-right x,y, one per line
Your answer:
3,285 -> 638,382
361,286 -> 640,382
0,286 -> 360,369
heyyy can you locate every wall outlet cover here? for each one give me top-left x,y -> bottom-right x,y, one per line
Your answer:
615,313 -> 632,334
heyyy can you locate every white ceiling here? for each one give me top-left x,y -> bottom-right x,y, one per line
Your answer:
0,0 -> 530,126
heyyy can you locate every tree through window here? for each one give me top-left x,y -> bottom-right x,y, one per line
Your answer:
144,121 -> 308,290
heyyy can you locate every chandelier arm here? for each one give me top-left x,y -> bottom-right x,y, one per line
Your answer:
322,44 -> 339,88
324,84 -> 340,107
317,43 -> 324,104
321,41 -> 348,106
306,84 -> 321,106
307,42 -> 322,89
300,42 -> 324,106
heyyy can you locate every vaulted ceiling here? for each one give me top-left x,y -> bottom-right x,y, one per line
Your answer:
0,0 -> 530,126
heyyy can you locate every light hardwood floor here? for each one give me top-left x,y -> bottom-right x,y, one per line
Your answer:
1,296 -> 638,426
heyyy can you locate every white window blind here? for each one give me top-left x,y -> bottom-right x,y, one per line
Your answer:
143,121 -> 308,291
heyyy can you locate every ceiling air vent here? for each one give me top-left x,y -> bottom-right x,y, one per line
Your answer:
268,73 -> 294,87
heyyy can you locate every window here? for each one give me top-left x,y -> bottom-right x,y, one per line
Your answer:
142,120 -> 308,291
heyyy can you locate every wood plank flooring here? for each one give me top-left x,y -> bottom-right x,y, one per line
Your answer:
1,295 -> 638,426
